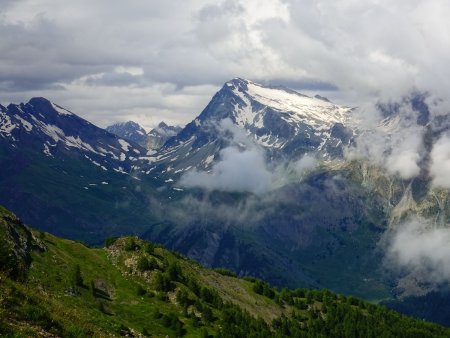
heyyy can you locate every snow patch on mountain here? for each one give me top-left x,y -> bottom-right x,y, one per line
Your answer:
51,103 -> 73,116
118,139 -> 131,152
0,113 -> 16,135
15,115 -> 33,132
245,81 -> 350,127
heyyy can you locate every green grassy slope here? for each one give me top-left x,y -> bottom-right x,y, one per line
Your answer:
1,207 -> 450,338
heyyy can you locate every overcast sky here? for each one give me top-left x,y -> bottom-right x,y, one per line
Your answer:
1,0 -> 449,130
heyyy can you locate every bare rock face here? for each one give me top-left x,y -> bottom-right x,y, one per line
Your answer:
0,207 -> 46,279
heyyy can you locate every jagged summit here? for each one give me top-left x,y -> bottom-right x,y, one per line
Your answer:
157,121 -> 169,129
106,120 -> 182,150
147,121 -> 182,150
110,120 -> 143,129
226,77 -> 310,98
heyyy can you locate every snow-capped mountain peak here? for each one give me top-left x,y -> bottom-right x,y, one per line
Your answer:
222,78 -> 352,134
0,98 -> 145,173
146,78 -> 356,178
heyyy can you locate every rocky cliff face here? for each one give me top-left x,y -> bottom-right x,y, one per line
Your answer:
0,206 -> 45,279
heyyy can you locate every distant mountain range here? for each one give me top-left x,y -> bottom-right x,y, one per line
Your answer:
1,79 -> 450,325
106,120 -> 181,150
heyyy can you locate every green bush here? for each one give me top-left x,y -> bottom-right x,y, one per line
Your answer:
142,327 -> 150,337
167,262 -> 182,282
213,268 -> 237,277
104,237 -> 118,248
136,285 -> 147,296
154,273 -> 173,292
124,238 -> 138,251
73,264 -> 84,287
144,242 -> 154,255
161,312 -> 186,336
137,256 -> 150,272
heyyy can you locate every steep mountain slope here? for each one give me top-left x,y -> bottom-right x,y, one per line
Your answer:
0,98 -> 146,172
146,78 -> 355,178
106,120 -> 149,148
141,85 -> 450,301
1,207 -> 449,338
0,98 -> 160,242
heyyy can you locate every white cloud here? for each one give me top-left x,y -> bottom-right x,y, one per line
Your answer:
179,119 -> 317,194
180,146 -> 272,195
179,118 -> 272,194
386,216 -> 450,283
345,100 -> 425,180
385,133 -> 422,179
430,133 -> 450,188
293,154 -> 317,175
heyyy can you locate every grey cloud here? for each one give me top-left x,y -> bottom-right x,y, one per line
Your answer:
0,0 -> 16,12
156,191 -> 275,229
84,72 -> 145,87
0,15 -> 116,90
261,78 -> 339,92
